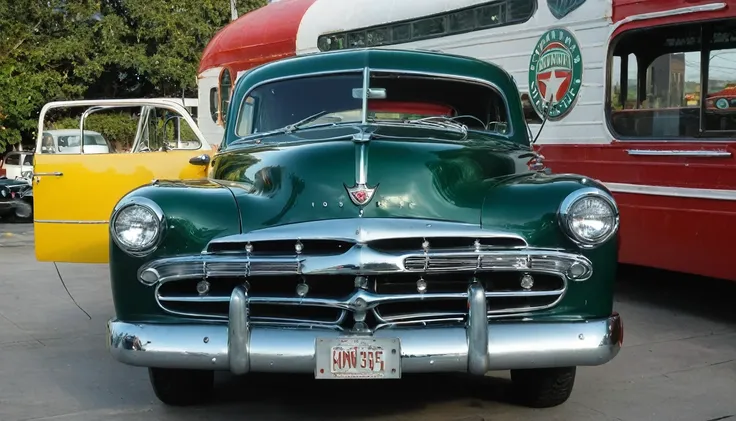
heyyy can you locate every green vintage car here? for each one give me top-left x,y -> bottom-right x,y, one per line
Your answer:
104,49 -> 622,408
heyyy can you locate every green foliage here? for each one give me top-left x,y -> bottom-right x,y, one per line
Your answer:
0,0 -> 267,153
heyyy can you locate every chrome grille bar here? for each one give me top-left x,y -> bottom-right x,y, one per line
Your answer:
140,248 -> 592,282
156,288 -> 565,304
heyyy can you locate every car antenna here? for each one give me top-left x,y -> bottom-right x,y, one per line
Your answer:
531,95 -> 555,145
53,262 -> 91,320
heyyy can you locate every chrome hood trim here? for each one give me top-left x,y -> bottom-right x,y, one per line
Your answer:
206,218 -> 527,247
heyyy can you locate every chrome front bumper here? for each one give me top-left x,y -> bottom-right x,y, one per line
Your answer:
108,287 -> 623,374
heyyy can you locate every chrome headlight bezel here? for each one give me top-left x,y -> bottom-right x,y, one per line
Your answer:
558,187 -> 619,249
110,197 -> 166,257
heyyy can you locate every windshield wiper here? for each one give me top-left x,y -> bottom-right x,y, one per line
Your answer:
229,111 -> 332,147
372,116 -> 468,137
282,110 -> 330,133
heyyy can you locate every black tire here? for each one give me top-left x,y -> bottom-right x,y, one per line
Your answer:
148,368 -> 215,406
13,199 -> 33,222
510,366 -> 576,408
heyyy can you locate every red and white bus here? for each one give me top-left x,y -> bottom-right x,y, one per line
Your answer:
196,0 -> 736,282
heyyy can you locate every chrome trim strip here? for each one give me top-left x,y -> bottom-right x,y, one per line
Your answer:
605,182 -> 736,201
360,67 -> 369,125
207,218 -> 527,247
34,219 -> 109,224
626,149 -> 732,157
33,172 -> 63,177
107,313 -> 623,372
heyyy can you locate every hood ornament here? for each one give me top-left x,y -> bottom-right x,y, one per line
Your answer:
345,183 -> 378,206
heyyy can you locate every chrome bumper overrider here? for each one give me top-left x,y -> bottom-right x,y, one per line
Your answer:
108,285 -> 623,374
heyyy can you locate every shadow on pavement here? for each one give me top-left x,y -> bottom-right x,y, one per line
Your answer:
179,373 -> 514,418
615,264 -> 736,325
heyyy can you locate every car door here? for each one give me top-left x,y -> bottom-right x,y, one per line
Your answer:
33,99 -> 213,264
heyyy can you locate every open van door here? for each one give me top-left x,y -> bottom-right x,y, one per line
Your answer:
33,99 -> 213,263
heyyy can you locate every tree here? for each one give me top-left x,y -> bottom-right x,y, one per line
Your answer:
0,1 -> 103,152
0,0 -> 266,153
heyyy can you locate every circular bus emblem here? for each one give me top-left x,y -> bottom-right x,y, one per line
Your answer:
528,28 -> 583,121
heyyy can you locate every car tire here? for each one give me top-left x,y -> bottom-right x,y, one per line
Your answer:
14,199 -> 33,222
509,366 -> 576,408
148,368 -> 214,406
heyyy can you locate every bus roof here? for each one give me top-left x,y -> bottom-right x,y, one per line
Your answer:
199,0 -> 732,74
199,0 -> 316,74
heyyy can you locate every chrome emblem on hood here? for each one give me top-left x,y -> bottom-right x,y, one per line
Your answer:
345,183 -> 378,206
345,129 -> 378,207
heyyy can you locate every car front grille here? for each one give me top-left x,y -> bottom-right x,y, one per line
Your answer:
144,218 -> 591,330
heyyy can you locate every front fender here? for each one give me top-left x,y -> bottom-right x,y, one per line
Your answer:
481,173 -> 619,319
109,179 -> 241,321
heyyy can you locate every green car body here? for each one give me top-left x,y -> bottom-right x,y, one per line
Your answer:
107,49 -> 623,408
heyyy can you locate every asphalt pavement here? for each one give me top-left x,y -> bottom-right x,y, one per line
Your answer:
0,223 -> 735,421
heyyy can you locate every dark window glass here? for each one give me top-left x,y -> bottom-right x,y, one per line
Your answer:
412,16 -> 446,39
477,4 -> 503,27
4,154 -> 19,165
317,0 -> 536,51
347,31 -> 367,48
367,27 -> 390,46
236,74 -> 363,136
22,154 -> 33,165
508,0 -> 534,20
209,87 -> 218,123
220,69 -> 232,124
449,9 -> 476,32
392,24 -> 411,43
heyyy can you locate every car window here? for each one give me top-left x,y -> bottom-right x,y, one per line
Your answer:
22,154 -> 34,166
4,154 -> 20,165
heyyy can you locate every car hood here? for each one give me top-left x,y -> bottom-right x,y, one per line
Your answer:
213,126 -> 533,233
0,178 -> 31,188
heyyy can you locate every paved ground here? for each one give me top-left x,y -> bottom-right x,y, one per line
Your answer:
1,224 -> 735,421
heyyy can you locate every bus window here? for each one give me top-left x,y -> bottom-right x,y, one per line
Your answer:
608,19 -> 736,139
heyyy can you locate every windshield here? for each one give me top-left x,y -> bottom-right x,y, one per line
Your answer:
234,71 -> 510,140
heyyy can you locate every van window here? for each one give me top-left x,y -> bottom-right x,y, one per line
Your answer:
4,154 -> 20,165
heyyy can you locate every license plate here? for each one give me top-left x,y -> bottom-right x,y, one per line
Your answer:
315,337 -> 401,379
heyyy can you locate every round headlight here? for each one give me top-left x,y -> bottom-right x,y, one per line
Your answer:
559,188 -> 619,247
111,198 -> 164,256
